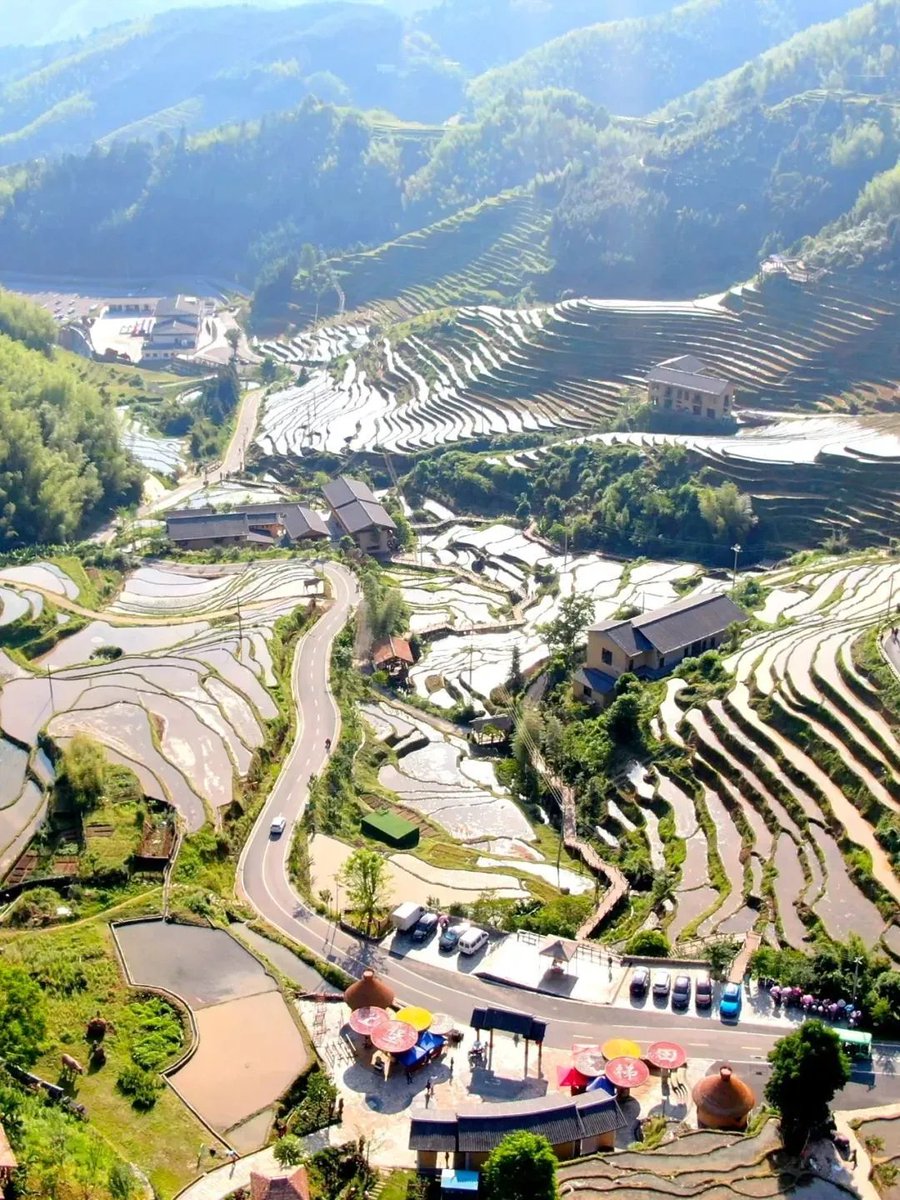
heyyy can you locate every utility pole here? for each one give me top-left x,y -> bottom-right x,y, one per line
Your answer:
887,567 -> 896,618
468,629 -> 475,690
236,600 -> 243,647
46,664 -> 55,713
852,956 -> 863,1005
731,543 -> 741,594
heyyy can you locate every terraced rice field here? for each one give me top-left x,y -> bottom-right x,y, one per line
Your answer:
279,188 -> 552,328
665,554 -> 900,950
256,278 -> 900,467
395,523 -> 721,705
366,700 -> 535,844
0,560 -> 322,858
118,411 -> 187,477
557,1120 -> 834,1199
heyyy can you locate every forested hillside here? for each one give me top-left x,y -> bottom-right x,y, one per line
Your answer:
0,0 -> 430,47
415,0 -> 678,75
0,291 -> 142,544
0,0 -> 897,299
0,3 -> 462,165
468,0 -> 862,114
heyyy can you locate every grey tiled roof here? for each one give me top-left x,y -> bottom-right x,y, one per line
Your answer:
409,1093 -> 627,1154
632,591 -> 746,654
647,362 -> 730,397
321,475 -> 377,510
334,498 -> 396,534
590,621 -> 653,656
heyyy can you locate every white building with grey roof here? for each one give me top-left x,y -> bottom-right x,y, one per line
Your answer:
647,354 -> 735,421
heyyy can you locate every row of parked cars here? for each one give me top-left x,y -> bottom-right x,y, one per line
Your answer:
392,904 -> 490,957
630,968 -> 743,1020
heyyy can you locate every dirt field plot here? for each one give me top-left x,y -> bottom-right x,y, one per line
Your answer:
168,989 -> 308,1137
115,920 -> 275,1008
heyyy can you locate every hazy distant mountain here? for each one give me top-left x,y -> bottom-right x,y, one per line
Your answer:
0,3 -> 463,164
0,0 -> 429,47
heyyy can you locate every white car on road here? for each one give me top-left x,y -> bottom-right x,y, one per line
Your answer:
270,815 -> 287,837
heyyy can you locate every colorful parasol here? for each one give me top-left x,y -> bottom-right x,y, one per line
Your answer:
605,1056 -> 650,1090
557,1064 -> 591,1089
646,1041 -> 687,1071
348,1006 -> 390,1036
395,1006 -> 433,1032
371,1020 -> 419,1054
428,1013 -> 456,1037
573,1049 -> 608,1078
601,1037 -> 642,1061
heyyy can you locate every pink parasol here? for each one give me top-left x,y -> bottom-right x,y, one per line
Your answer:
574,1049 -> 608,1078
371,1020 -> 419,1054
605,1056 -> 650,1089
429,1013 -> 456,1037
348,1006 -> 390,1036
646,1041 -> 687,1071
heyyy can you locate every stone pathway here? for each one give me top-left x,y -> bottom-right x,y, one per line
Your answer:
174,1132 -> 329,1200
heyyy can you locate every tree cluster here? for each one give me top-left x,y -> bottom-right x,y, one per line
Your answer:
405,443 -> 757,564
750,935 -> 900,1036
0,326 -> 142,546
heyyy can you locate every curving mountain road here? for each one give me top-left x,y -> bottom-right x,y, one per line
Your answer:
236,562 -> 899,1099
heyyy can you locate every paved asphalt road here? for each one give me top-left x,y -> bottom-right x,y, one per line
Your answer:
237,562 -> 900,1109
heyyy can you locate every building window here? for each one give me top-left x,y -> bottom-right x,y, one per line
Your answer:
658,655 -> 666,668
601,648 -> 613,666
694,393 -> 701,404
693,403 -> 702,415
707,408 -> 715,419
583,686 -> 593,698
664,398 -> 673,410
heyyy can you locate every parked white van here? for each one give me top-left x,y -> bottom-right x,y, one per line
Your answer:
457,927 -> 489,956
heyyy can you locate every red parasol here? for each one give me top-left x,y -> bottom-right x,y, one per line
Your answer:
557,1064 -> 591,1089
574,1049 -> 608,1078
348,1006 -> 390,1036
605,1056 -> 650,1089
646,1040 -> 687,1071
371,1020 -> 419,1054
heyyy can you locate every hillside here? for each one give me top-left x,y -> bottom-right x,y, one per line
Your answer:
0,3 -> 463,164
468,0 -> 863,114
0,0 -> 431,47
0,290 -> 142,544
414,0 -> 679,75
806,157 -> 900,276
0,1 -> 898,294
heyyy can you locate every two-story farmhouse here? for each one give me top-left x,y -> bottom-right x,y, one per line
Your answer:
575,591 -> 746,705
322,475 -> 397,555
647,355 -> 735,421
142,296 -> 203,361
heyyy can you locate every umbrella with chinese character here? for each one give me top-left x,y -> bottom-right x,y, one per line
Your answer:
646,1041 -> 687,1071
574,1049 -> 608,1078
371,1020 -> 419,1054
428,1013 -> 456,1037
605,1056 -> 650,1090
348,1006 -> 390,1036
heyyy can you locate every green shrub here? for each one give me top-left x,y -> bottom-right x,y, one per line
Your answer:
127,997 -> 184,1071
626,929 -> 670,957
116,1064 -> 161,1109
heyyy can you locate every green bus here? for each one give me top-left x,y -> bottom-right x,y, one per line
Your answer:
836,1028 -> 873,1061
